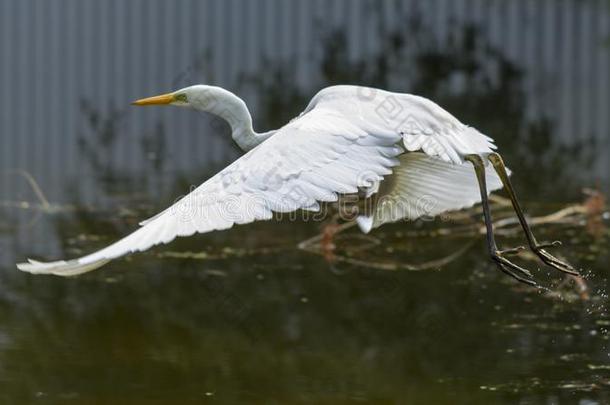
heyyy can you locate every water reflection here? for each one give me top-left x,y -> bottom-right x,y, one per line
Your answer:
0,210 -> 608,402
1,175 -> 608,402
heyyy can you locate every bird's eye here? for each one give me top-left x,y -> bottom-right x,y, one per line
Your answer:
174,93 -> 188,103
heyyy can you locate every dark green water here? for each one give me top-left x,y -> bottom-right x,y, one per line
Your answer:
0,199 -> 608,404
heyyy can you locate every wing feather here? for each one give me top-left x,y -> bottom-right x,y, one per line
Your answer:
356,153 -> 506,232
17,107 -> 402,276
308,86 -> 497,164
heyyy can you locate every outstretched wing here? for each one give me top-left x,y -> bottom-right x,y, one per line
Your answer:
17,107 -> 403,276
305,85 -> 497,164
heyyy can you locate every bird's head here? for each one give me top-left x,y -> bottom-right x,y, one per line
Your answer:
131,84 -> 237,111
131,85 -> 257,149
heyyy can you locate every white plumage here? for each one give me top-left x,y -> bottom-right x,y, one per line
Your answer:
17,85 -> 504,276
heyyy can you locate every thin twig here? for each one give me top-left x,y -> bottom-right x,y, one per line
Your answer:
2,169 -> 51,208
316,239 -> 476,272
298,221 -> 358,251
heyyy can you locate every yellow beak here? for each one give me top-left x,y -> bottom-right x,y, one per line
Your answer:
131,93 -> 175,106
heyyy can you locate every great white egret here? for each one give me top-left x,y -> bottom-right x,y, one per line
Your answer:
16,85 -> 577,285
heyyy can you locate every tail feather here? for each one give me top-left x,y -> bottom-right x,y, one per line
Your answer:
16,258 -> 110,276
356,153 -> 507,232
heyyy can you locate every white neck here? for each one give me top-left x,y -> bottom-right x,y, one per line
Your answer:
187,86 -> 274,151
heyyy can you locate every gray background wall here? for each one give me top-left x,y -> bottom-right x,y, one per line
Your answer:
1,0 -> 609,206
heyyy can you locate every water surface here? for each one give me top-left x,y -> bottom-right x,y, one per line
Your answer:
0,196 -> 608,403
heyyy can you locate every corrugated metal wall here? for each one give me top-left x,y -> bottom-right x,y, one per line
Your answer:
1,0 -> 609,205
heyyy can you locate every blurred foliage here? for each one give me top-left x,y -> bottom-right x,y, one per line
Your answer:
77,99 -> 128,187
244,10 -> 597,200
76,100 -> 170,200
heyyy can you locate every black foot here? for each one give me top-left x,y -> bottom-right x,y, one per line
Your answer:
532,240 -> 579,276
491,249 -> 537,287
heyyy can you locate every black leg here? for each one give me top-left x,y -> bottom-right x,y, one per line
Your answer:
487,153 -> 579,276
465,154 -> 537,286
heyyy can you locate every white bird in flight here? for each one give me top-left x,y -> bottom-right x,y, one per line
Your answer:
17,85 -> 577,285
